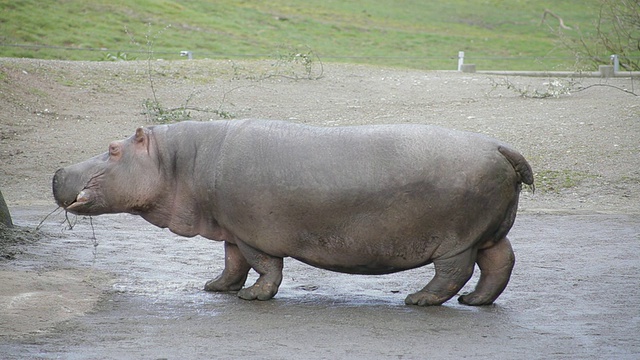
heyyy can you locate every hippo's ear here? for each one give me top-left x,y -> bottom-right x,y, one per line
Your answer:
135,127 -> 146,143
134,127 -> 150,150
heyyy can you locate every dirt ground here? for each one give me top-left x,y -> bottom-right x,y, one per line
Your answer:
0,58 -> 638,359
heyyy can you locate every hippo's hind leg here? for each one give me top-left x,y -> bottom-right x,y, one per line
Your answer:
405,248 -> 476,306
458,237 -> 515,306
205,241 -> 251,292
234,239 -> 284,301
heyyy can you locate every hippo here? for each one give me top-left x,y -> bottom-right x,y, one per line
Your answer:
52,119 -> 533,306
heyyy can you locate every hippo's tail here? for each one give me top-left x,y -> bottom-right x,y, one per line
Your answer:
498,145 -> 535,193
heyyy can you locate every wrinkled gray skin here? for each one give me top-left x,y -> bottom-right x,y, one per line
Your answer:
52,120 -> 534,306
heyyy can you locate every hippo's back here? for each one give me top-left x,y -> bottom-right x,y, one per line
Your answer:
219,120 -> 505,190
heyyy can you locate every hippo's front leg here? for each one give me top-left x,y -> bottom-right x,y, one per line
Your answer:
234,239 -> 284,301
205,241 -> 251,292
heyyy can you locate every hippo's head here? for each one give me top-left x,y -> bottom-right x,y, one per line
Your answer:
52,127 -> 164,216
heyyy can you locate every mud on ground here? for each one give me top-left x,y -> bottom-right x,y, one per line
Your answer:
0,58 -> 638,359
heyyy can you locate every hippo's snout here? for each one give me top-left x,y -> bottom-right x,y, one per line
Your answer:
52,153 -> 112,214
52,167 -> 89,209
53,168 -> 74,207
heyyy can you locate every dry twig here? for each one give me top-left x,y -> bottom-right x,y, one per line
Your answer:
541,9 -> 572,30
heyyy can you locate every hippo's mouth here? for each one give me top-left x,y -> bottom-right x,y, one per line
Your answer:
64,189 -> 92,212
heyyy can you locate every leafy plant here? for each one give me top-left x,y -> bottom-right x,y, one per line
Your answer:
268,45 -> 324,80
142,98 -> 191,123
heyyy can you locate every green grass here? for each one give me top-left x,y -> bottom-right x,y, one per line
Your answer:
535,169 -> 598,193
0,0 -> 606,70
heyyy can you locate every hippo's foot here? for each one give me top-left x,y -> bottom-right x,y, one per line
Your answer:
406,248 -> 476,306
458,237 -> 515,306
235,239 -> 284,301
405,291 -> 451,306
204,276 -> 246,292
204,241 -> 251,293
238,280 -> 280,301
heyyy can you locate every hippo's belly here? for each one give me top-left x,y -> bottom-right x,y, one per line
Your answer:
288,229 -> 445,275
291,249 -> 436,275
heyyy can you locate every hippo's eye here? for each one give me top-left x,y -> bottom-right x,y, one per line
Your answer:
109,143 -> 121,157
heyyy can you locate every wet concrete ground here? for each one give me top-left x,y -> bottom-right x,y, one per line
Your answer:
1,208 -> 639,359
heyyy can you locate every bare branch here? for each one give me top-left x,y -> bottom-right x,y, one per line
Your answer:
541,9 -> 572,30
574,83 -> 638,96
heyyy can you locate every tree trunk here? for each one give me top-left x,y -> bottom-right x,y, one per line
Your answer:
0,189 -> 13,228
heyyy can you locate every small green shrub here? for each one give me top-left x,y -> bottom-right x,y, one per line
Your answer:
489,77 -> 579,99
142,98 -> 191,123
231,45 -> 324,81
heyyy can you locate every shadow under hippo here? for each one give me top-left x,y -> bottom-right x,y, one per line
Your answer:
52,119 -> 534,306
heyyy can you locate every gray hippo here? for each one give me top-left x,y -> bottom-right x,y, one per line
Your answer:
52,120 -> 533,306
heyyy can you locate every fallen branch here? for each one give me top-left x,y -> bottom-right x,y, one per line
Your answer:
574,83 -> 638,96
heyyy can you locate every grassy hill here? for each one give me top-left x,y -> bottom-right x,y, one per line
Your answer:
0,0 -> 604,70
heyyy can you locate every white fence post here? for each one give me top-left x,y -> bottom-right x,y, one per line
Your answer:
610,54 -> 619,73
458,51 -> 464,71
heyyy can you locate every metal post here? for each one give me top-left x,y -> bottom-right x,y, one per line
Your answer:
458,51 -> 464,71
610,54 -> 619,73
